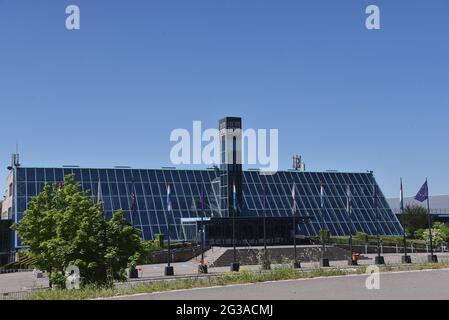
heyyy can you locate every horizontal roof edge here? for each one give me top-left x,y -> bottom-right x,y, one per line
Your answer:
14,166 -> 372,175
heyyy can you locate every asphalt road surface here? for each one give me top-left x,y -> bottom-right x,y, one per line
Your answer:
112,269 -> 449,300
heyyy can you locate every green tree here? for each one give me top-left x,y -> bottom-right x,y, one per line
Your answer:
421,228 -> 445,247
13,174 -> 147,287
401,205 -> 429,238
433,222 -> 449,242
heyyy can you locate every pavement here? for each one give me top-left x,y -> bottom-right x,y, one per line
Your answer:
0,271 -> 49,293
1,251 -> 449,294
112,268 -> 449,300
135,251 -> 449,278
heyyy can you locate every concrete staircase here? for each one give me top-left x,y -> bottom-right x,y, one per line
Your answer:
189,246 -> 228,267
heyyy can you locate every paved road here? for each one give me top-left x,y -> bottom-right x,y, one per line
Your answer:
137,252 -> 449,278
0,272 -> 49,293
113,268 -> 449,300
1,252 -> 448,294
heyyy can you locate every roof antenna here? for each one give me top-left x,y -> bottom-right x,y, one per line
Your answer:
8,141 -> 20,170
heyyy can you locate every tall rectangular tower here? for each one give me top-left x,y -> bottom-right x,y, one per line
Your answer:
219,117 -> 243,217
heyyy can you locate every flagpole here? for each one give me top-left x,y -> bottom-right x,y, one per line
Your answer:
400,178 -> 411,264
293,204 -> 297,267
347,185 -> 357,266
373,183 -> 385,265
230,178 -> 240,272
426,178 -> 436,263
199,186 -> 208,274
262,183 -> 270,270
164,182 -> 174,276
349,217 -> 353,265
401,210 -> 409,263
292,184 -> 300,268
319,180 -> 330,267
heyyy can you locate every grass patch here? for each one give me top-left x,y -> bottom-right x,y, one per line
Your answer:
28,261 -> 449,300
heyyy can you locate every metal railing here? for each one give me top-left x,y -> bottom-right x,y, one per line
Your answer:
394,208 -> 449,215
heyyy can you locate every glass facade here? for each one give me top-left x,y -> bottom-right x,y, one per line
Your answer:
13,167 -> 403,247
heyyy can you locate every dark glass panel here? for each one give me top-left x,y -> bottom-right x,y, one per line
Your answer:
26,168 -> 36,182
36,168 -> 45,181
148,170 -> 156,182
17,182 -> 26,197
114,170 -> 124,182
27,182 -> 36,196
89,169 -> 99,181
107,170 -> 117,182
80,169 -> 90,182
98,169 -> 108,182
109,183 -> 119,196
124,169 -> 133,181
17,168 -> 26,182
100,182 -> 110,196
18,197 -> 27,212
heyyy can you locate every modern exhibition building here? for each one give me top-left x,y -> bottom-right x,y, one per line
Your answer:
0,117 -> 403,264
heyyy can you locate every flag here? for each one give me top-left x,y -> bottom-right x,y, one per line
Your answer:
130,183 -> 137,213
167,183 -> 172,212
399,178 -> 404,210
291,183 -> 296,213
346,185 -> 352,215
96,180 -> 103,205
233,180 -> 238,211
372,184 -> 378,208
320,180 -> 325,208
414,180 -> 428,203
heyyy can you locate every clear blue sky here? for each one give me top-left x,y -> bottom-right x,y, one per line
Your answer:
0,0 -> 448,198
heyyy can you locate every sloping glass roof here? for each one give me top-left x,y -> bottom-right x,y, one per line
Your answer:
13,167 -> 403,245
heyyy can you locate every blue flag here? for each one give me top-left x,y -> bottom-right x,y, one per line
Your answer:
320,180 -> 325,208
167,183 -> 172,212
414,180 -> 428,203
233,181 -> 238,211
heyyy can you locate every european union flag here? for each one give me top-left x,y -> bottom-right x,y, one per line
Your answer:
414,180 -> 428,203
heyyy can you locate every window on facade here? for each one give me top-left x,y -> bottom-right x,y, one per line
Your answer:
9,183 -> 13,197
